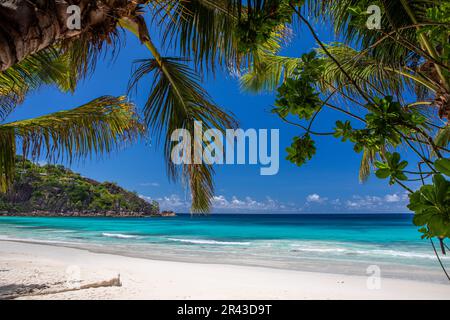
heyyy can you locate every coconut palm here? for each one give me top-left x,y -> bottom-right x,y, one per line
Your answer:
0,1 -> 238,212
0,1 -> 297,212
0,48 -> 143,192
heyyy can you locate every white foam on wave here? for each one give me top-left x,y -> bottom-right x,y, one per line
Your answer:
102,233 -> 140,239
289,243 -> 449,260
0,234 -> 84,246
167,238 -> 251,246
370,249 -> 447,259
48,229 -> 76,233
292,247 -> 348,253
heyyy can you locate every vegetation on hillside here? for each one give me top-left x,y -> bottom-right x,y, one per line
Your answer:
0,157 -> 159,216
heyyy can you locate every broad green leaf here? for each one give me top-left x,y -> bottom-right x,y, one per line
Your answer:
435,158 -> 450,176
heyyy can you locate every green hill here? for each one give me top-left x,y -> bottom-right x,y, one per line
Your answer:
0,157 -> 159,217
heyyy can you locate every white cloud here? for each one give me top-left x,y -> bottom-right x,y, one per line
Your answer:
385,194 -> 400,203
140,182 -> 160,187
211,195 -> 300,212
306,194 -> 327,203
343,192 -> 409,212
140,194 -> 190,211
140,194 -> 299,213
140,191 -> 411,214
345,195 -> 382,209
331,198 -> 341,205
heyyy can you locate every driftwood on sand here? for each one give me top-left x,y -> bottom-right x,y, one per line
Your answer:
1,275 -> 121,300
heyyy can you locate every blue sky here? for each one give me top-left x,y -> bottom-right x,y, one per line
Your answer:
8,21 -> 419,213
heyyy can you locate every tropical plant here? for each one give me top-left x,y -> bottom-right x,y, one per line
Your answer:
0,48 -> 143,193
0,1 -> 295,212
237,1 -> 450,275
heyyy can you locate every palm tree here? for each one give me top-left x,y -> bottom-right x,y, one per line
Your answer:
0,1 -> 295,212
0,0 -> 147,71
0,49 -> 143,192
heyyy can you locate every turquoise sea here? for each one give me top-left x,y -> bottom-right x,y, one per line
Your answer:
1,214 -> 449,283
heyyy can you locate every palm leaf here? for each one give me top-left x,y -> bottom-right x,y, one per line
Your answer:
128,56 -> 236,212
155,0 -> 242,72
0,96 -> 143,192
0,48 -> 75,120
239,24 -> 300,92
315,44 -> 434,98
306,0 -> 433,65
359,147 -> 376,183
240,51 -> 301,91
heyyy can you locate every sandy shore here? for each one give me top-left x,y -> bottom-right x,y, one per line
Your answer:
1,240 -> 450,300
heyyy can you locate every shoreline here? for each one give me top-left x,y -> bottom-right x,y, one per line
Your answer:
1,240 -> 450,300
0,213 -> 176,218
1,235 -> 448,285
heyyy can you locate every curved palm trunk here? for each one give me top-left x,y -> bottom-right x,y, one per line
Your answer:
0,0 -> 143,71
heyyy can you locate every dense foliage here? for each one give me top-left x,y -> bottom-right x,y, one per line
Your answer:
236,1 -> 450,257
0,157 -> 159,216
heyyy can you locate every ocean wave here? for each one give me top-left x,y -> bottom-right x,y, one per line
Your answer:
370,249 -> 448,260
15,227 -> 56,231
167,238 -> 250,246
290,243 -> 448,260
291,247 -> 348,253
0,235 -> 84,246
102,233 -> 140,239
46,229 -> 76,233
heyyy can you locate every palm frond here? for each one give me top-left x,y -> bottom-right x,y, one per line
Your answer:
0,95 -> 16,122
128,56 -> 236,212
306,0 -> 435,65
0,48 -> 76,119
0,96 -> 143,191
316,44 -> 417,98
239,23 -> 300,92
155,0 -> 241,73
359,147 -> 375,183
154,0 -> 296,74
60,24 -> 122,83
240,52 -> 300,92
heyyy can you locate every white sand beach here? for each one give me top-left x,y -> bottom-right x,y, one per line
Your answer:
1,240 -> 450,300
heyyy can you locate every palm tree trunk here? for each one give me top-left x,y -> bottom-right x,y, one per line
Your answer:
0,0 -> 143,72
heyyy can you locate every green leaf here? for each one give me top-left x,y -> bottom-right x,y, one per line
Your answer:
375,168 -> 390,179
408,174 -> 450,239
435,158 -> 450,176
413,212 -> 434,226
286,134 -> 316,167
